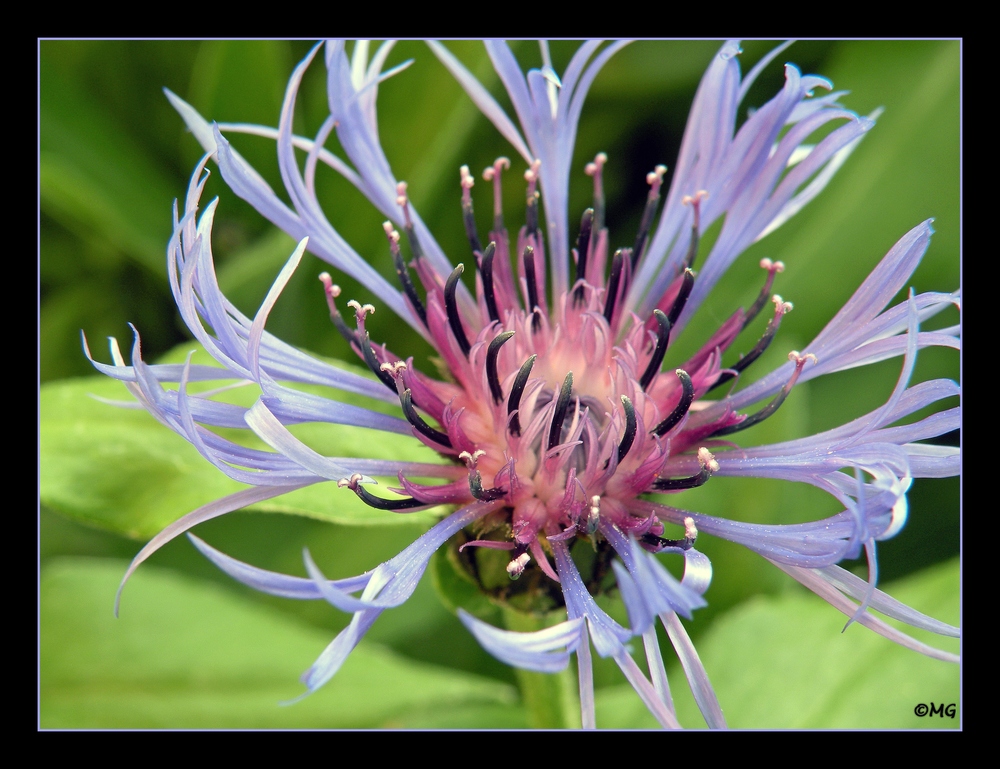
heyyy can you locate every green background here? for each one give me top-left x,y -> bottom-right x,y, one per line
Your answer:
40,40 -> 960,729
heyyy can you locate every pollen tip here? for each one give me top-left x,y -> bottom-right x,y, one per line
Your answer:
506,552 -> 531,580
788,351 -> 818,366
337,472 -> 365,490
683,516 -> 698,540
772,294 -> 793,313
697,447 -> 720,473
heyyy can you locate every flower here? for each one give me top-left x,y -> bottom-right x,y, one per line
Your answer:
90,40 -> 960,729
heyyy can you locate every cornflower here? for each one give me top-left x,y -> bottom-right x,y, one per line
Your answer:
90,40 -> 960,729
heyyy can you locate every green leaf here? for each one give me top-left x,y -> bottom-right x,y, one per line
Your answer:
41,558 -> 518,728
594,559 -> 960,729
40,343 -> 450,539
40,54 -> 179,276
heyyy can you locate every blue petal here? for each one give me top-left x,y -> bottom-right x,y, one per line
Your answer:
457,610 -> 583,673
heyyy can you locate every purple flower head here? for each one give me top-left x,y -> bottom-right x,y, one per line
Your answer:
91,40 -> 960,729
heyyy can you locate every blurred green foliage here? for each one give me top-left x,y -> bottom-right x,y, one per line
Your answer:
39,40 -> 959,729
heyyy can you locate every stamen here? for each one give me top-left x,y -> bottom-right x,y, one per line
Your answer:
486,331 -> 515,404
523,246 -> 542,332
711,295 -> 792,392
460,165 -> 482,255
641,516 -> 699,551
483,157 -> 510,231
603,249 -> 626,325
339,474 -> 427,511
318,273 -> 358,345
444,264 -> 471,357
743,258 -> 785,329
587,495 -> 601,535
525,160 -> 542,240
666,268 -> 695,326
479,241 -> 501,324
507,354 -> 537,437
469,470 -> 507,502
400,389 -> 453,449
632,165 -> 667,270
711,351 -> 816,437
639,309 -> 672,391
507,551 -> 531,580
547,372 -> 575,451
383,221 -> 427,326
573,208 -> 595,305
584,152 -> 607,232
651,447 -> 718,491
617,395 -> 638,464
397,181 -> 426,263
680,190 -> 708,270
359,331 -> 398,393
651,369 -> 694,436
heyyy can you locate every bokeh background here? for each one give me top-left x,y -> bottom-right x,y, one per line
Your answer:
40,40 -> 960,728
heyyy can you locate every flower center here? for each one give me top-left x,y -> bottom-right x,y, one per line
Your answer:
325,155 -> 803,609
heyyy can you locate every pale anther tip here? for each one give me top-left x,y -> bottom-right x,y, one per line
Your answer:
697,447 -> 720,473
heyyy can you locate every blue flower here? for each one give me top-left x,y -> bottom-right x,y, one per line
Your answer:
90,40 -> 960,729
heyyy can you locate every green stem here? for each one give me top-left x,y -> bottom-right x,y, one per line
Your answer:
501,606 -> 580,729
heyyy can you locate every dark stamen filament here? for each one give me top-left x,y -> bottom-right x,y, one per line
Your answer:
401,389 -> 453,448
641,532 -> 696,551
547,372 -> 575,451
632,187 -> 663,271
573,208 -> 595,305
523,246 -> 542,332
682,221 -> 700,270
444,264 -> 471,356
603,249 -> 625,325
361,332 -> 398,393
320,281 -> 359,347
667,268 -> 695,326
617,395 -> 637,464
710,311 -> 784,392
507,354 -> 537,437
403,223 -> 425,264
526,191 -> 540,240
651,369 -> 694,436
486,331 -> 515,404
469,471 -> 507,501
743,263 -> 782,330
711,381 -> 790,437
462,185 -> 482,257
651,464 -> 712,491
639,310 -> 672,390
387,231 -> 427,326
350,484 -> 428,511
479,242 -> 501,324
